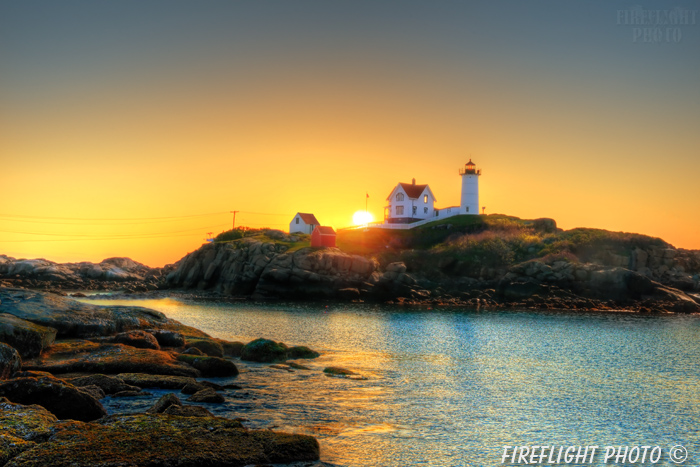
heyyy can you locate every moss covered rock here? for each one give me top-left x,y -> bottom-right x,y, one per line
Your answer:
287,345 -> 320,359
176,355 -> 239,377
186,388 -> 225,403
0,397 -> 58,441
5,413 -> 320,467
0,375 -> 106,422
240,338 -> 288,362
110,330 -> 160,350
67,374 -> 141,395
116,373 -> 198,390
0,343 -> 21,380
217,339 -> 245,357
24,340 -> 198,377
184,338 -> 224,357
0,313 -> 56,358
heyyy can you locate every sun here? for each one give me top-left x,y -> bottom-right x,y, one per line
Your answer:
352,210 -> 374,226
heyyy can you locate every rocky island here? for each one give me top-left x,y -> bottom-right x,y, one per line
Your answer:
2,214 -> 699,313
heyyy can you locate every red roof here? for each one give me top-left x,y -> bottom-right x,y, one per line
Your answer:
297,213 -> 319,225
314,226 -> 336,235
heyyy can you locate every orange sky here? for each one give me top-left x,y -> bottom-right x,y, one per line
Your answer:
2,1 -> 699,267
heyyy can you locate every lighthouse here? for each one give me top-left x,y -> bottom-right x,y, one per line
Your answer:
459,159 -> 481,215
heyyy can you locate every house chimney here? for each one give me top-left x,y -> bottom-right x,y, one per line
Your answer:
412,178 -> 416,185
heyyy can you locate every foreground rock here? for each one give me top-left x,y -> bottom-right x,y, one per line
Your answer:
0,343 -> 22,379
0,287 -> 209,339
4,413 -> 320,467
24,340 -> 199,377
0,314 -> 57,358
0,374 -> 107,421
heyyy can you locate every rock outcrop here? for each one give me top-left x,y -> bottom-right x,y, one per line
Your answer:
0,255 -> 162,292
0,374 -> 107,421
166,241 -> 382,300
3,413 -> 319,467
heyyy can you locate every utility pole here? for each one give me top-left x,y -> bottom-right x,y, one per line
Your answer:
230,211 -> 239,230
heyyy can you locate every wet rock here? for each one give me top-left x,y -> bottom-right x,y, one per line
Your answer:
181,382 -> 208,395
0,343 -> 22,379
162,404 -> 214,417
23,341 -> 199,377
146,393 -> 181,413
182,347 -> 204,356
184,338 -> 224,357
77,384 -> 105,400
217,339 -> 245,357
0,313 -> 57,358
4,413 -> 319,467
287,345 -> 320,359
110,330 -> 160,350
0,397 -> 58,441
241,338 -> 288,362
186,388 -> 225,403
287,362 -> 311,370
150,330 -> 185,348
111,390 -> 147,398
66,374 -> 141,395
0,288 -> 206,339
0,375 -> 107,421
176,355 -> 239,377
323,367 -> 356,376
117,373 -> 198,390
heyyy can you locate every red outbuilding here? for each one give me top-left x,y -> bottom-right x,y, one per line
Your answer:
310,226 -> 336,248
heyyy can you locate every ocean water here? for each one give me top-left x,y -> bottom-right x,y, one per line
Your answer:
84,297 -> 700,467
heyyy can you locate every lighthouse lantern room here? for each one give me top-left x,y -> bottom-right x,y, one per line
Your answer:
459,159 -> 481,214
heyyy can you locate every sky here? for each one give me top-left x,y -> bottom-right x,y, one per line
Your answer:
1,0 -> 699,267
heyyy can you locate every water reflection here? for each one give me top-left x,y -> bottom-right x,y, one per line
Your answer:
83,297 -> 700,467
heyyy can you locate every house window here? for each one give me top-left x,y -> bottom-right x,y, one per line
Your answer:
435,210 -> 439,216
412,206 -> 417,215
296,218 -> 299,224
424,207 -> 428,214
396,193 -> 404,201
396,206 -> 404,216
424,195 -> 428,203
466,206 -> 469,213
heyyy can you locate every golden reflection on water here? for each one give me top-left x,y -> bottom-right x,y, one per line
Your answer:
78,297 -> 700,467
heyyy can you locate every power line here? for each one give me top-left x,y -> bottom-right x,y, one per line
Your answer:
0,224 -> 230,239
0,211 -> 230,222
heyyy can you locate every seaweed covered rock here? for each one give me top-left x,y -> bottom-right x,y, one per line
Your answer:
162,404 -> 214,418
4,413 -> 320,467
110,330 -> 160,350
186,388 -> 225,403
0,313 -> 57,358
24,341 -> 199,377
184,338 -> 224,357
150,330 -> 185,348
116,373 -> 198,390
146,393 -> 182,413
176,354 -> 239,377
0,375 -> 107,421
0,343 -> 21,379
0,397 -> 58,441
66,374 -> 141,395
241,338 -> 320,363
217,339 -> 245,357
240,338 -> 289,362
287,345 -> 321,359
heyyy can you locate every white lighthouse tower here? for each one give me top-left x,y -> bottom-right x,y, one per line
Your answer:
459,159 -> 481,215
